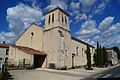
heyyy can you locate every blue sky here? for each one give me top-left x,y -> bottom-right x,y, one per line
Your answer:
0,0 -> 120,48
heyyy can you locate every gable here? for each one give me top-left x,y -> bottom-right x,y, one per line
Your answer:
16,24 -> 43,51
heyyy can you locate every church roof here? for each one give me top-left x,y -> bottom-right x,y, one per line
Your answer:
71,37 -> 95,48
11,45 -> 46,55
45,6 -> 69,16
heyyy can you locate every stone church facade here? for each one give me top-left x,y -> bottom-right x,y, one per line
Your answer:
8,7 -> 95,69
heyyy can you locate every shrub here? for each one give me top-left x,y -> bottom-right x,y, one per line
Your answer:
85,67 -> 93,70
85,45 -> 92,70
57,66 -> 67,70
74,66 -> 81,69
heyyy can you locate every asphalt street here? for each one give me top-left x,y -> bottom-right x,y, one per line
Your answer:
84,65 -> 120,80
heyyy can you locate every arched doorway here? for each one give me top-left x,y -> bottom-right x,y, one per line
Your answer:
72,53 -> 75,68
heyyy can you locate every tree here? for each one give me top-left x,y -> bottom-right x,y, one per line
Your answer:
96,41 -> 99,66
85,45 -> 93,70
95,41 -> 105,67
99,44 -> 103,67
93,41 -> 99,67
96,41 -> 102,67
102,47 -> 108,67
112,46 -> 120,60
93,51 -> 97,66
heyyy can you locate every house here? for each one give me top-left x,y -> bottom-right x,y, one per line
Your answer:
0,44 -> 9,64
106,48 -> 119,65
7,7 -> 95,69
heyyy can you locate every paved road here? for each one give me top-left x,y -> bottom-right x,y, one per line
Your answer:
85,65 -> 120,80
9,65 -> 120,80
9,70 -> 82,80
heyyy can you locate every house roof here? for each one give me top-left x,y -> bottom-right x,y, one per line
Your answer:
71,37 -> 95,48
45,6 -> 69,16
0,44 -> 13,48
106,48 -> 113,50
11,45 -> 46,55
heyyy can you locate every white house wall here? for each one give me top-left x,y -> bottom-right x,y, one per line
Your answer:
8,46 -> 33,66
0,48 -> 7,63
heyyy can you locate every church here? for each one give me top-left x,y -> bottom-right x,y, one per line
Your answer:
7,7 -> 95,69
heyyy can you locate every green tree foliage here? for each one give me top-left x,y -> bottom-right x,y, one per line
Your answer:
93,50 -> 97,66
94,41 -> 108,67
85,45 -> 93,70
112,46 -> 120,60
102,47 -> 108,67
96,41 -> 102,67
99,44 -> 103,67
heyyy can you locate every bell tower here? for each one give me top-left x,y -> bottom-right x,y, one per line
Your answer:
43,7 -> 71,68
45,7 -> 70,31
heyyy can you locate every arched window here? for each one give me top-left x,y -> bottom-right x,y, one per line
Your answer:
58,12 -> 60,21
31,32 -> 34,36
52,14 -> 54,23
58,30 -> 64,37
76,47 -> 79,56
65,50 -> 67,56
48,15 -> 50,24
65,16 -> 67,24
62,14 -> 64,22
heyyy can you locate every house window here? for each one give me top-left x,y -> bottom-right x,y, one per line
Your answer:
6,49 -> 8,55
5,57 -> 8,63
52,14 -> 54,23
76,47 -> 79,55
62,14 -> 64,22
48,15 -> 50,24
0,57 -> 2,60
65,16 -> 67,24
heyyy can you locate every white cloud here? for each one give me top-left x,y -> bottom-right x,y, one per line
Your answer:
81,0 -> 96,12
7,3 -> 43,32
69,0 -> 111,23
86,21 -> 120,48
0,32 -> 16,43
76,20 -> 100,38
75,13 -> 88,21
81,13 -> 88,20
94,2 -> 106,14
46,0 -> 68,10
92,0 -> 112,15
99,34 -> 120,48
101,22 -> 120,37
0,3 -> 43,44
70,2 -> 80,10
75,13 -> 82,21
98,16 -> 114,32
